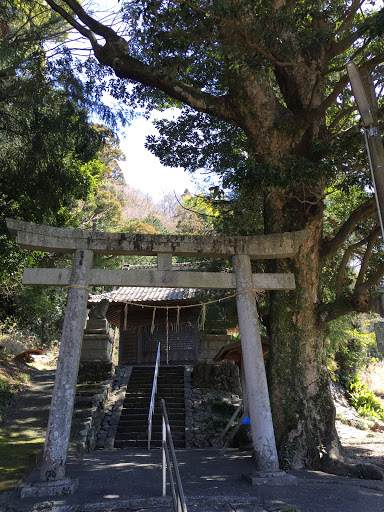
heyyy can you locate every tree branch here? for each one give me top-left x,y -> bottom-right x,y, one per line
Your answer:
175,0 -> 317,72
326,11 -> 378,61
333,0 -> 364,34
327,106 -> 354,132
355,225 -> 380,287
305,73 -> 350,126
44,0 -> 238,126
335,238 -> 366,299
317,296 -> 354,324
44,0 -> 99,48
355,260 -> 384,297
321,198 -> 376,259
306,51 -> 384,127
0,66 -> 16,80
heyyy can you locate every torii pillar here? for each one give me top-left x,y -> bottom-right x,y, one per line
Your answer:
23,249 -> 93,497
7,219 -> 306,496
233,254 -> 286,480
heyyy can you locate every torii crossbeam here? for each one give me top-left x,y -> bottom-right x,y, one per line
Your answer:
7,219 -> 307,497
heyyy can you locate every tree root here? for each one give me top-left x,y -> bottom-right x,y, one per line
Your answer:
316,442 -> 384,480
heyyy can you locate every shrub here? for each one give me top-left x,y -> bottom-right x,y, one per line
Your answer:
334,329 -> 377,385
347,376 -> 384,421
325,314 -> 382,385
0,378 -> 15,420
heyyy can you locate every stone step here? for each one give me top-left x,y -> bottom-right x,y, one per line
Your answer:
118,419 -> 185,428
113,366 -> 186,450
114,438 -> 185,449
122,403 -> 185,410
123,398 -> 185,406
124,390 -> 185,397
129,373 -> 183,377
125,392 -> 185,399
127,380 -> 184,387
115,431 -> 185,441
116,422 -> 186,432
121,406 -> 185,414
127,384 -> 185,390
123,397 -> 184,409
131,366 -> 184,372
119,412 -> 185,421
130,369 -> 184,375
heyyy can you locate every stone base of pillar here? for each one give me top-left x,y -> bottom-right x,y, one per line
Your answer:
242,471 -> 297,486
21,477 -> 79,498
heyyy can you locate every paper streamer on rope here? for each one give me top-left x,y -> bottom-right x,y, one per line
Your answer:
176,306 -> 180,333
123,304 -> 128,331
151,307 -> 157,334
197,304 -> 206,331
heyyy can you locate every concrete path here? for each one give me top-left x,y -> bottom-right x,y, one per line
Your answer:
1,448 -> 384,512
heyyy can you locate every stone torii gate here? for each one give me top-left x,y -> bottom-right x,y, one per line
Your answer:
7,218 -> 307,497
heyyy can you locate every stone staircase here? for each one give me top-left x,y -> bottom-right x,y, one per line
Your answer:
114,366 -> 186,449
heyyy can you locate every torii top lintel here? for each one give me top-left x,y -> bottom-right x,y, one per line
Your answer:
6,219 -> 308,260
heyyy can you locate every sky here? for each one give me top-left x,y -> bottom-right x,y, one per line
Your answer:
117,112 -> 207,204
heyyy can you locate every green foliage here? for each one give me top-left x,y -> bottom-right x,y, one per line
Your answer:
354,418 -> 370,431
0,65 -> 104,225
0,0 -> 68,73
0,2 -> 130,336
325,315 -> 380,384
125,219 -> 160,234
0,63 -> 109,300
347,376 -> 384,421
205,398 -> 239,429
360,7 -> 384,40
0,428 -> 45,491
142,213 -> 168,233
0,353 -> 30,421
210,398 -> 237,418
0,378 -> 16,421
173,192 -> 219,235
9,287 -> 67,345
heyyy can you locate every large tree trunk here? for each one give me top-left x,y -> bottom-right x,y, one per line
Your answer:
265,190 -> 384,479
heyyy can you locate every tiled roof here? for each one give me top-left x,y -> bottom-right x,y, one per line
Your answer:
89,286 -> 199,304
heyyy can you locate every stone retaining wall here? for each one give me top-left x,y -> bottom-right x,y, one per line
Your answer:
96,365 -> 133,449
69,362 -> 115,454
185,361 -> 242,448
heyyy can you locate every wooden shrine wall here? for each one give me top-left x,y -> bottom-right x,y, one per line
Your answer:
118,304 -> 200,365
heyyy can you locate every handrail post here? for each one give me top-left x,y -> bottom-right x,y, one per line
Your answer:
148,342 -> 161,449
161,399 -> 188,512
162,414 -> 166,497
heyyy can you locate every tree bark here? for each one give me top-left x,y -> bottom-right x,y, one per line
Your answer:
265,190 -> 384,479
265,190 -> 332,466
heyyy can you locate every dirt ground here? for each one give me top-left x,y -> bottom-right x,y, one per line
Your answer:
332,380 -> 384,470
337,420 -> 384,468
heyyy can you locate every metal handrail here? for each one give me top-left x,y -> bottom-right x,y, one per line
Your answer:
161,399 -> 188,512
148,342 -> 161,449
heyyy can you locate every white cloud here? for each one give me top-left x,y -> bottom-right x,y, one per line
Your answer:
119,113 -> 205,202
